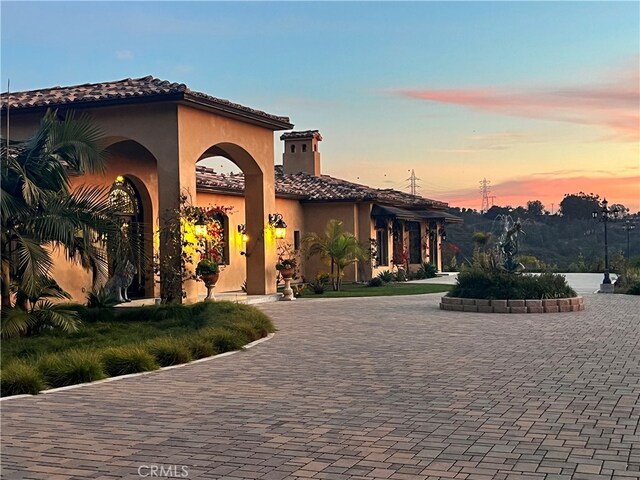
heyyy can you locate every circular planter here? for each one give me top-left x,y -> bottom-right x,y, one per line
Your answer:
440,296 -> 584,313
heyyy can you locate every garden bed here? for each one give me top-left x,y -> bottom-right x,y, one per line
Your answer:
440,296 -> 584,313
1,301 -> 275,397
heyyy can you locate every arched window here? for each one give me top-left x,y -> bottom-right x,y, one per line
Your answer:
290,144 -> 296,153
109,176 -> 139,217
302,144 -> 307,153
207,212 -> 230,265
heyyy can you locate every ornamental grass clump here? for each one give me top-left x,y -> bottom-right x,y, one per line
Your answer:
38,350 -> 106,388
0,361 -> 47,396
101,346 -> 159,376
145,337 -> 193,367
201,328 -> 247,354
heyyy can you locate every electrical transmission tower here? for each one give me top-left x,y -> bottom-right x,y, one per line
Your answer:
480,178 -> 491,213
406,169 -> 420,196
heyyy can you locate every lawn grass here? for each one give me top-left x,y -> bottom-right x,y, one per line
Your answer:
298,282 -> 451,298
1,301 -> 275,396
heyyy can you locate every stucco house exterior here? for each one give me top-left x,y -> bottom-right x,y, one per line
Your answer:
1,76 -> 460,302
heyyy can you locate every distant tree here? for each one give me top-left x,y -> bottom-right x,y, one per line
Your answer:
559,192 -> 601,220
526,200 -> 545,216
484,205 -> 509,220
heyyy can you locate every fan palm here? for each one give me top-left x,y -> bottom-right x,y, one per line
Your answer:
1,109 -> 118,336
303,219 -> 369,291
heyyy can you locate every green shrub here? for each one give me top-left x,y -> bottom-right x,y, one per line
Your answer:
145,337 -> 193,367
87,287 -> 118,308
377,270 -> 395,283
101,346 -> 159,376
1,361 -> 47,396
449,269 -> 576,300
38,350 -> 106,388
627,281 -> 640,295
419,263 -> 438,279
368,277 -> 384,287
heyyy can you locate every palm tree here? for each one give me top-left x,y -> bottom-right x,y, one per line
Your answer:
303,219 -> 369,291
1,109 -> 118,336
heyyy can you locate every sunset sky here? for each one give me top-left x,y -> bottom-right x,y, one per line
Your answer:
2,2 -> 638,212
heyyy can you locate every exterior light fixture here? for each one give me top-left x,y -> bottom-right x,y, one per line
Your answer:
440,229 -> 447,242
592,198 -> 621,289
115,175 -> 125,184
237,224 -> 248,243
268,213 -> 287,239
194,220 -> 208,238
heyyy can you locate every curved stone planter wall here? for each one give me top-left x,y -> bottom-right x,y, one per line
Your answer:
440,296 -> 584,313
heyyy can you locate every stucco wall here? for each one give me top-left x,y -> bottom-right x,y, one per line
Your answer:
300,202 -> 363,282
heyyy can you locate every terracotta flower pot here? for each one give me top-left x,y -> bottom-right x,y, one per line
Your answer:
279,267 -> 295,279
200,272 -> 220,286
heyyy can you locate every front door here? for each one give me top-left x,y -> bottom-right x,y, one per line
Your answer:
108,176 -> 146,298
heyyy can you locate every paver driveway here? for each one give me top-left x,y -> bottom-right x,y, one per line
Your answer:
2,293 -> 639,480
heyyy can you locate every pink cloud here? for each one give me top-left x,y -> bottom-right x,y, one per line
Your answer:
396,64 -> 640,142
440,175 -> 640,213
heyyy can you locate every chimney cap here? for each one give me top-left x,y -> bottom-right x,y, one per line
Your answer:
280,130 -> 322,141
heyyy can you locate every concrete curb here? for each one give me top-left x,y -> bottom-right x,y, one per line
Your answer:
0,333 -> 275,402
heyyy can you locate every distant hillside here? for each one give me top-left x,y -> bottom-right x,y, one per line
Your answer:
443,207 -> 639,272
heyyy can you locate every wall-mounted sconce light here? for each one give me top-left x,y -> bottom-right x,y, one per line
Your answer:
115,175 -> 125,185
440,229 -> 447,242
268,213 -> 287,239
237,224 -> 248,243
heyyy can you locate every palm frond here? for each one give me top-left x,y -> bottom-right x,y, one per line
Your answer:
13,233 -> 54,300
33,300 -> 81,333
0,307 -> 34,338
47,110 -> 107,175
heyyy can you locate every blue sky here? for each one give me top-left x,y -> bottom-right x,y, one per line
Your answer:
2,1 -> 639,210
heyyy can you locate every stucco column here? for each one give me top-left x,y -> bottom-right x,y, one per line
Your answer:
156,148 -> 198,303
245,173 -> 277,295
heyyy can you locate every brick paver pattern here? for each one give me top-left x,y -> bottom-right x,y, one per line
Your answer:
1,294 -> 639,480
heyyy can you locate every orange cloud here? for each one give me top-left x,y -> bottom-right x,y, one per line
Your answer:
396,64 -> 640,142
440,174 -> 640,213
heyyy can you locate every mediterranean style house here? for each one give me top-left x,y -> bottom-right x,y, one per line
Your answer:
1,76 -> 460,302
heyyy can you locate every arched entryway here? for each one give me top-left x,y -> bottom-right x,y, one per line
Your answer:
196,142 -> 275,295
108,175 -> 154,298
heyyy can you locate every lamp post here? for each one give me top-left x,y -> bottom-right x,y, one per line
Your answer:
622,220 -> 635,261
592,198 -> 620,292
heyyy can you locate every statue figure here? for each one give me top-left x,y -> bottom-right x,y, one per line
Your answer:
499,220 -> 524,273
105,259 -> 137,303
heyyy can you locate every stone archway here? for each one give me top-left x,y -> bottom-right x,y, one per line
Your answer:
196,143 -> 275,295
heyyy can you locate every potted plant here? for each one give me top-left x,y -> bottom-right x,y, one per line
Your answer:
276,258 -> 296,279
196,258 -> 220,285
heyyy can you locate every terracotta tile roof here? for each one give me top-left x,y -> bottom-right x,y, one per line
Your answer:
280,130 -> 323,141
0,76 -> 291,126
196,165 -> 448,208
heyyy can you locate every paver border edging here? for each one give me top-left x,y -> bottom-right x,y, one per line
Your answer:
0,333 -> 275,402
440,296 -> 584,313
